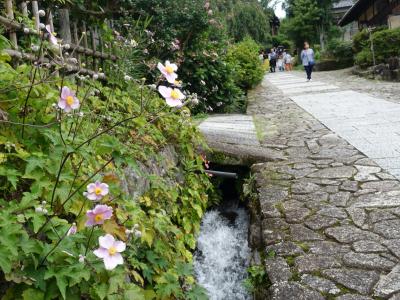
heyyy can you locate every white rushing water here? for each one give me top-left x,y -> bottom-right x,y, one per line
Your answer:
194,207 -> 251,300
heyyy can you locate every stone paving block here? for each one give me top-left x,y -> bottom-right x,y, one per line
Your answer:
343,252 -> 395,271
265,257 -> 292,284
295,254 -> 341,273
374,264 -> 400,297
322,268 -> 380,295
300,274 -> 341,295
269,282 -> 325,300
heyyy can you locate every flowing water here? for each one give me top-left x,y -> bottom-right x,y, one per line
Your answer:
193,203 -> 251,300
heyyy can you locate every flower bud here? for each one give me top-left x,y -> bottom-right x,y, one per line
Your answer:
38,10 -> 46,17
124,75 -> 132,82
39,23 -> 45,30
23,28 -> 30,34
92,74 -> 99,80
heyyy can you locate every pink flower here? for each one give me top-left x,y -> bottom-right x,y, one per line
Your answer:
157,61 -> 178,83
158,86 -> 185,107
45,25 -> 58,45
83,181 -> 109,201
58,86 -> 80,112
86,205 -> 113,226
67,223 -> 77,236
93,234 -> 126,270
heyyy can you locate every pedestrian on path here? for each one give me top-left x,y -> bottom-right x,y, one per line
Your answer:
269,48 -> 277,73
284,52 -> 293,71
277,54 -> 284,72
301,42 -> 315,81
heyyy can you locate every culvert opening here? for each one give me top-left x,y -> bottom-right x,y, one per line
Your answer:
194,164 -> 252,300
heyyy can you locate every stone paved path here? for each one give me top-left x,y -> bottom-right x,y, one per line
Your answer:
245,74 -> 400,299
269,72 -> 400,180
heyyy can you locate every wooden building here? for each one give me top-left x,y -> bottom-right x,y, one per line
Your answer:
332,0 -> 359,40
338,0 -> 400,29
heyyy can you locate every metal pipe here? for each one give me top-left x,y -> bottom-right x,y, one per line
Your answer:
205,170 -> 238,179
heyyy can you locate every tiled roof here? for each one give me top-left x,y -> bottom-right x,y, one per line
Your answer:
333,0 -> 354,9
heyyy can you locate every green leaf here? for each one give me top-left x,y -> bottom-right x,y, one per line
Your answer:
22,288 -> 45,300
0,166 -> 21,189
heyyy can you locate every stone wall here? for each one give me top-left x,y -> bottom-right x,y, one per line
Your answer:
353,57 -> 400,81
121,145 -> 183,199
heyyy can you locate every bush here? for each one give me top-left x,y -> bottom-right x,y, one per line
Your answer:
326,39 -> 353,61
0,48 -> 213,299
355,49 -> 373,67
352,27 -> 400,67
372,28 -> 400,62
227,38 -> 265,90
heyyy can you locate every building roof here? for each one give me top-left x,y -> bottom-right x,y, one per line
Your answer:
333,0 -> 354,9
338,0 -> 369,26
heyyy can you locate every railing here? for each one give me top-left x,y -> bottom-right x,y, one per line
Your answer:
0,0 -> 119,77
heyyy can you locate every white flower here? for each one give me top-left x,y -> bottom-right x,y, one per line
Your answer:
63,44 -> 70,50
158,86 -> 185,107
93,74 -> 99,80
38,10 -> 46,17
124,75 -> 132,82
23,28 -> 30,34
78,255 -> 86,263
39,23 -> 45,30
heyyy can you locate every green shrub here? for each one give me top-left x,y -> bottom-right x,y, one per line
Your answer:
352,27 -> 400,67
372,28 -> 400,62
227,37 -> 264,90
355,49 -> 373,67
0,49 -> 213,299
326,39 -> 353,60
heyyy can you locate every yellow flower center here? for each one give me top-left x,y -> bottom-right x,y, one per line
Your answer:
170,90 -> 180,100
108,246 -> 117,256
66,96 -> 74,106
165,66 -> 174,74
95,187 -> 102,195
94,214 -> 104,222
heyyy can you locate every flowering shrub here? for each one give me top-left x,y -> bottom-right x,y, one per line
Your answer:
0,30 -> 213,299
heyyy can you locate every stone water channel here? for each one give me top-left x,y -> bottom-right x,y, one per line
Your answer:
193,166 -> 252,300
198,73 -> 400,299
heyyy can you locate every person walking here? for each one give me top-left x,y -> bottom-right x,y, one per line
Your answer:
269,49 -> 277,73
301,42 -> 315,81
284,52 -> 293,71
277,54 -> 284,72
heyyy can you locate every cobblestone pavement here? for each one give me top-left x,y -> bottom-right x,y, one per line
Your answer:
269,72 -> 400,180
302,69 -> 400,104
246,75 -> 400,299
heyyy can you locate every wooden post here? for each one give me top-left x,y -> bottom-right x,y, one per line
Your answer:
48,11 -> 55,33
20,1 -> 28,16
5,0 -> 18,49
59,8 -> 72,43
82,22 -> 89,67
32,1 -> 40,32
72,22 -> 81,64
90,27 -> 97,71
99,29 -> 105,71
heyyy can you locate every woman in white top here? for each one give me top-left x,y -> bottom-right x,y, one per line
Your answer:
284,53 -> 293,71
300,42 -> 315,81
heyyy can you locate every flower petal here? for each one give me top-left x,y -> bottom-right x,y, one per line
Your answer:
87,183 -> 96,193
58,99 -> 66,109
86,193 -> 98,201
61,86 -> 70,99
165,73 -> 178,84
70,98 -> 80,109
114,241 -> 126,252
165,98 -> 183,107
103,253 -> 123,270
99,234 -> 115,249
158,86 -> 171,99
93,247 -> 108,259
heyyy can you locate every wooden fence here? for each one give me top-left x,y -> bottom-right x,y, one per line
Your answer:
0,0 -> 119,77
